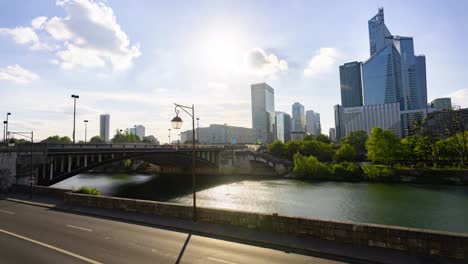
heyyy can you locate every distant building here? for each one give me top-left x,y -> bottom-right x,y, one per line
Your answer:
275,112 -> 291,142
292,102 -> 305,133
181,124 -> 253,145
334,105 -> 345,141
430,98 -> 452,112
143,135 -> 159,145
339,61 -> 363,107
251,83 -> 276,144
335,102 -> 402,138
99,114 -> 110,142
329,128 -> 336,143
424,108 -> 468,137
129,125 -> 145,140
306,110 -> 321,136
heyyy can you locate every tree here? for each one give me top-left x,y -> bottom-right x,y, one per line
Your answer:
41,135 -> 72,143
300,140 -> 335,162
303,135 -> 314,141
268,140 -> 286,158
366,127 -> 401,166
89,136 -> 105,143
341,130 -> 368,155
435,105 -> 467,165
315,134 -> 331,144
111,130 -> 141,143
335,144 -> 357,162
284,141 -> 302,160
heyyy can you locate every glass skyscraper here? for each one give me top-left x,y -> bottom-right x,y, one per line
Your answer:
292,102 -> 305,133
251,83 -> 276,144
339,61 -> 363,107
275,112 -> 291,142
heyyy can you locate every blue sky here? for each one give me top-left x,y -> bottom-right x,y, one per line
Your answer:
1,0 -> 467,142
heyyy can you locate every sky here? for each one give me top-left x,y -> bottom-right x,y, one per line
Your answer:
1,0 -> 467,143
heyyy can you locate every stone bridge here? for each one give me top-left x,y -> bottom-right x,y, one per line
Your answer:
0,143 -> 293,187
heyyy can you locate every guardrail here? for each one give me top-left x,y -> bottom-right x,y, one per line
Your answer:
45,143 -> 225,150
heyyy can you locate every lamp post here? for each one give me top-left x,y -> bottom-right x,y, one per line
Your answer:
71,95 -> 79,144
3,120 -> 6,142
84,120 -> 88,142
8,131 -> 34,199
5,112 -> 11,141
171,103 -> 197,222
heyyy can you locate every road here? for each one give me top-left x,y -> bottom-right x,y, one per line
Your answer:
0,199 -> 346,264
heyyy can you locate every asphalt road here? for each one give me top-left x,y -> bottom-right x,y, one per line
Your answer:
0,199 -> 346,264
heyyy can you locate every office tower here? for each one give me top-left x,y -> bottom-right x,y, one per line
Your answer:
306,110 -> 321,136
251,83 -> 276,144
339,61 -> 363,107
339,103 -> 401,138
99,114 -> 110,142
181,124 -> 253,144
368,8 -> 392,56
329,128 -> 336,143
334,105 -> 345,141
292,102 -> 305,133
129,125 -> 145,140
430,98 -> 452,111
415,55 -> 427,109
275,112 -> 292,142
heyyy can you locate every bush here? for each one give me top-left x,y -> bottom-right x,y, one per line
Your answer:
293,153 -> 331,179
76,186 -> 100,195
335,144 -> 357,162
362,164 -> 393,179
331,162 -> 363,180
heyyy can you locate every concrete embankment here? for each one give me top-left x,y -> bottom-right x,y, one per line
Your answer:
10,184 -> 468,261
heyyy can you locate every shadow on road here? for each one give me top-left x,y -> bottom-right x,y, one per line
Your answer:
175,233 -> 191,264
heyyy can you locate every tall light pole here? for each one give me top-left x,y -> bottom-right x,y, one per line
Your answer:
8,131 -> 34,198
196,118 -> 200,143
171,103 -> 197,222
5,112 -> 11,141
3,120 -> 6,142
84,120 -> 88,142
71,95 -> 79,144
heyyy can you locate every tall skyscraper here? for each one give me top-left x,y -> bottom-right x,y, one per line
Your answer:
368,8 -> 392,56
275,112 -> 291,142
334,105 -> 345,141
292,102 -> 305,133
129,125 -> 145,140
251,83 -> 276,144
329,128 -> 336,143
339,61 -> 363,107
306,110 -> 321,136
100,114 -> 110,142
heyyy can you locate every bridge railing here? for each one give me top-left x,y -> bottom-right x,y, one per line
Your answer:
44,143 -> 225,150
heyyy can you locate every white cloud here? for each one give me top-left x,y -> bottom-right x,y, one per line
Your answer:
0,64 -> 39,84
0,27 -> 39,45
448,89 -> 468,108
304,48 -> 340,77
31,16 -> 48,29
245,48 -> 288,78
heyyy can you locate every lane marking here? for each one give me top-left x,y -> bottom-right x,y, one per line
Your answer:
0,209 -> 15,215
66,225 -> 93,232
0,228 -> 101,264
207,257 -> 238,264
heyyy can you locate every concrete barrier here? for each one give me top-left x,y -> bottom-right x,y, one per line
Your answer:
12,184 -> 72,200
63,192 -> 468,260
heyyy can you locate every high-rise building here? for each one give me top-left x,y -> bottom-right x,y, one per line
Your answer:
306,110 -> 321,136
251,83 -> 275,144
129,125 -> 145,140
329,128 -> 336,143
339,61 -> 363,107
334,105 -> 345,141
275,112 -> 291,142
368,8 -> 393,56
415,55 -> 428,109
99,114 -> 110,142
292,102 -> 305,133
181,124 -> 253,144
430,98 -> 452,111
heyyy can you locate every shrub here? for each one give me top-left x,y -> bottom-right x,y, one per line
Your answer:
335,144 -> 357,162
293,153 -> 331,179
362,164 -> 393,179
76,186 -> 100,195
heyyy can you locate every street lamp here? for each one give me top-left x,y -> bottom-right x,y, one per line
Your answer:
84,120 -> 88,142
3,120 -> 6,142
5,112 -> 11,141
8,131 -> 34,199
71,94 -> 79,144
171,103 -> 197,222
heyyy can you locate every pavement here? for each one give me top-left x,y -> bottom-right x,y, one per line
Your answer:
0,193 -> 464,264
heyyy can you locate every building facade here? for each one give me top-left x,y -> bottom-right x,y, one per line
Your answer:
329,128 -> 336,143
339,61 -> 363,107
430,98 -> 452,111
129,125 -> 145,140
251,83 -> 276,144
181,124 -> 253,145
99,114 -> 110,143
275,112 -> 292,142
306,110 -> 321,136
292,102 -> 305,133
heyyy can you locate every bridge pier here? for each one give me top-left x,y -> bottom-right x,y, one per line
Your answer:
50,162 -> 53,180
68,155 -> 72,172
84,154 -> 88,167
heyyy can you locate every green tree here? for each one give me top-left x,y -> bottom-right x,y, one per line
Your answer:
284,141 -> 302,160
335,143 -> 357,162
293,153 -> 330,178
341,130 -> 368,155
89,135 -> 105,143
300,140 -> 335,162
366,127 -> 401,166
268,140 -> 286,158
111,130 -> 141,143
315,134 -> 331,144
303,135 -> 314,141
42,135 -> 72,143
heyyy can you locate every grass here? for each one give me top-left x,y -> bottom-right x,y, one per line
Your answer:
75,186 -> 100,195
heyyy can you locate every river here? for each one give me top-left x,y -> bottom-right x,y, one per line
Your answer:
52,173 -> 468,234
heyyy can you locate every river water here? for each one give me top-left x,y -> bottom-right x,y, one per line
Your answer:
52,173 -> 468,233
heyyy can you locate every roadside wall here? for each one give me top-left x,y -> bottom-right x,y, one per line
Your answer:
0,152 -> 16,190
63,191 -> 468,260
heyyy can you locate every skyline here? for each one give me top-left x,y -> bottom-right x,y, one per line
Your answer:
1,0 -> 468,142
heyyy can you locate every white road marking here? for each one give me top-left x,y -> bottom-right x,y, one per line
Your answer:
207,257 -> 238,264
66,225 -> 93,232
0,228 -> 102,264
0,209 -> 15,215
